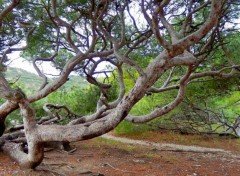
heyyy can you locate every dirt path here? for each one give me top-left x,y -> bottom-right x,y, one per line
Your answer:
1,135 -> 240,176
101,134 -> 228,153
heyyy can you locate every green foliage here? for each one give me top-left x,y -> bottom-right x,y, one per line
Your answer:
66,86 -> 100,115
225,32 -> 240,63
64,0 -> 88,6
211,91 -> 240,121
22,24 -> 55,59
53,50 -> 74,69
5,67 -> 38,93
5,67 -> 87,93
114,121 -> 150,135
33,85 -> 100,119
5,109 -> 22,127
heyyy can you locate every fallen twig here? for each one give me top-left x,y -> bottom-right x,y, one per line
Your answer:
40,168 -> 67,176
103,162 -> 137,173
67,147 -> 77,154
44,148 -> 54,152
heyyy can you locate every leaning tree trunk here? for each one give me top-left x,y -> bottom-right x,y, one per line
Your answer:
0,0 -> 227,170
1,99 -> 44,169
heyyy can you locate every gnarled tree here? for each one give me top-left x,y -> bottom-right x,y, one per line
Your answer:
0,0 -> 240,169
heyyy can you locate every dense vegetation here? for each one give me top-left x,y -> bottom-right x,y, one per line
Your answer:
5,65 -> 240,136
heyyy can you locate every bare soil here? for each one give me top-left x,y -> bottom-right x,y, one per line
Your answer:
0,133 -> 240,176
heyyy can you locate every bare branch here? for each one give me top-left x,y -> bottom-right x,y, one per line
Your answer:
141,0 -> 170,48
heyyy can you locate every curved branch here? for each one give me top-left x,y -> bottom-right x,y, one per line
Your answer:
0,0 -> 20,29
157,4 -> 179,42
179,1 -> 211,36
51,0 -> 81,53
2,95 -> 43,168
189,65 -> 240,81
149,65 -> 240,94
9,26 -> 36,52
143,0 -> 170,48
168,0 -> 225,56
125,67 -> 193,123
0,48 -> 114,120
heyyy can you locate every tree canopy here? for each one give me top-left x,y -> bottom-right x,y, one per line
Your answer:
0,0 -> 240,169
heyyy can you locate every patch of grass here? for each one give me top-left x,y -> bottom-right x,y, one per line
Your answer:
144,151 -> 159,159
114,121 -> 150,135
82,137 -> 171,161
84,137 -> 141,153
101,138 -> 139,153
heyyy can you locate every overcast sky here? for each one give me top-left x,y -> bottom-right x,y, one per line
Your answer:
7,51 -> 60,76
7,51 -> 111,78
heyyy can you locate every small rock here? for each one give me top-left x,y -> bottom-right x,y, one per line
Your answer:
187,173 -> 198,176
92,174 -> 104,176
151,148 -> 158,151
80,171 -> 105,176
80,171 -> 92,174
133,159 -> 145,163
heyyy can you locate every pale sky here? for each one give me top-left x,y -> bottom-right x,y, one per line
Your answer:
5,2 -> 142,77
7,51 -> 61,76
7,51 -> 111,78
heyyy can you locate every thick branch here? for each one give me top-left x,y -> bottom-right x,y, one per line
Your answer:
125,67 -> 193,123
0,0 -> 20,29
169,0 -> 225,56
